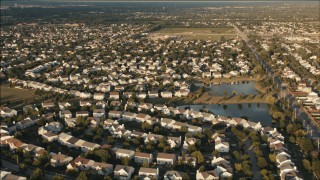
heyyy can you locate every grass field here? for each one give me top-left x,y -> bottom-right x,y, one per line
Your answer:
0,85 -> 37,107
150,27 -> 237,41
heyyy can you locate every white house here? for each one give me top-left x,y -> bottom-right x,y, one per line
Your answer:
164,170 -> 188,180
157,153 -> 176,165
110,91 -> 120,99
114,148 -> 135,159
45,122 -> 63,133
60,110 -> 72,118
215,137 -> 230,153
93,109 -> 105,118
161,91 -> 173,98
135,152 -> 153,164
114,165 -> 135,180
50,153 -> 73,167
138,167 -> 159,180
94,93 -> 105,100
0,107 -> 17,118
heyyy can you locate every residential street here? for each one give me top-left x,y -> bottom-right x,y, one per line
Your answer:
245,140 -> 262,180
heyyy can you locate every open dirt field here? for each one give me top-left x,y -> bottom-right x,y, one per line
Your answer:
149,27 -> 237,41
0,85 -> 37,107
193,92 -> 271,105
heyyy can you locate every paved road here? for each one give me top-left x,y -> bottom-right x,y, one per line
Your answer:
245,140 -> 262,180
234,24 -> 320,139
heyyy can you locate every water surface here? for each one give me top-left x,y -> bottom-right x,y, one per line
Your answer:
179,103 -> 272,126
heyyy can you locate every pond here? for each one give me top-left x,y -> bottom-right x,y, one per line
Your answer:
179,103 -> 272,126
194,81 -> 259,96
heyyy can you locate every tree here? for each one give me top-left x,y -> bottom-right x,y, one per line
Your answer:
312,160 -> 320,177
122,157 -> 130,166
198,165 -> 205,172
286,124 -> 294,135
19,163 -> 27,172
52,175 -> 64,180
289,136 -> 296,144
300,138 -> 314,154
191,151 -> 204,164
260,169 -> 268,176
77,171 -> 88,180
85,149 -> 111,162
33,152 -> 50,168
220,36 -> 226,42
268,154 -> 276,163
141,122 -> 152,131
266,95 -> 276,104
302,159 -> 312,172
154,126 -> 160,133
257,157 -> 267,168
234,163 -> 242,171
30,168 -> 45,180
180,126 -> 188,133
233,151 -> 241,160
142,161 -> 149,168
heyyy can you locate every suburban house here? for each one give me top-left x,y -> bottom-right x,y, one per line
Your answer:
1,171 -> 27,180
110,91 -> 120,99
178,155 -> 197,167
160,118 -> 175,129
41,132 -> 58,142
202,113 -> 215,122
164,170 -> 189,180
161,91 -> 173,98
122,112 -> 137,121
93,109 -> 105,118
108,111 -> 122,119
94,93 -> 105,100
183,137 -> 200,150
138,167 -> 159,180
80,101 -> 92,107
157,153 -> 176,165
114,148 -> 135,159
196,170 -> 219,180
58,102 -> 72,110
76,111 -> 89,118
114,165 -> 135,180
135,152 -> 153,164
42,102 -> 55,108
44,122 -> 63,133
136,113 -> 152,123
64,118 -> 77,128
6,138 -> 26,151
172,121 -> 187,131
137,92 -> 147,99
16,118 -> 35,130
214,136 -> 230,153
50,153 -> 73,167
67,156 -> 113,176
91,162 -> 114,176
167,136 -> 182,148
174,89 -> 189,97
145,133 -> 163,143
0,107 -> 17,117
148,91 -> 159,98
59,110 -> 72,118
187,124 -> 202,133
